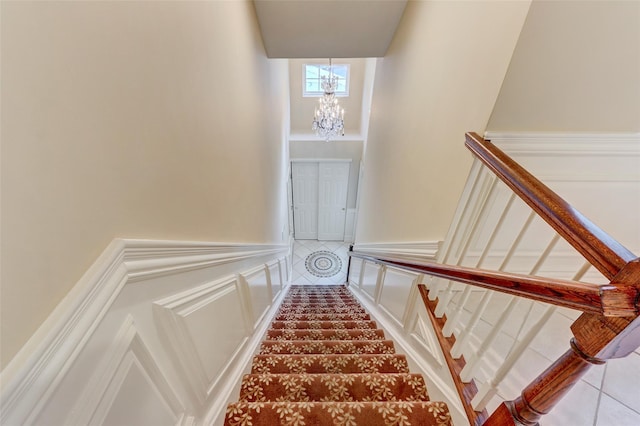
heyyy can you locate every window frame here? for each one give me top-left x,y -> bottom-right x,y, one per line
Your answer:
302,63 -> 350,97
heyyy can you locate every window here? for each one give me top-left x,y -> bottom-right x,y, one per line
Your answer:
303,63 -> 349,97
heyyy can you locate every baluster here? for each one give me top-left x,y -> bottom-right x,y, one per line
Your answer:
473,304 -> 556,411
450,210 -> 537,358
472,261 -> 592,411
460,296 -> 519,382
460,233 -> 561,382
435,177 -> 499,317
431,168 -> 495,302
442,193 -> 517,337
429,160 -> 486,299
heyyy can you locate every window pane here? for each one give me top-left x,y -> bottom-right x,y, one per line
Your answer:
304,64 -> 349,96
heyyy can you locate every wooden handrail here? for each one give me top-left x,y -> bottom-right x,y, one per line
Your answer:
465,132 -> 636,280
349,132 -> 640,426
348,252 -> 638,317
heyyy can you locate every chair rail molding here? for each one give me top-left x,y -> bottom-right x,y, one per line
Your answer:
0,238 -> 291,426
352,241 -> 441,262
484,132 -> 640,181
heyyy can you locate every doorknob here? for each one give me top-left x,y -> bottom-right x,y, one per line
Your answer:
342,208 -> 346,211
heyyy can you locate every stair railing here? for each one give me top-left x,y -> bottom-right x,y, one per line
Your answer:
349,132 -> 640,426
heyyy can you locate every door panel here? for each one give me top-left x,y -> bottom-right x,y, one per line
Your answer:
292,162 -> 319,239
318,162 -> 350,241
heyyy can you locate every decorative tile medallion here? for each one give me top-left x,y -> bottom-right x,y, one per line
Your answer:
304,251 -> 343,278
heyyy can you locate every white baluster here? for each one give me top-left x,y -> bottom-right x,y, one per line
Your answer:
471,261 -> 592,411
442,193 -> 517,339
434,177 -> 499,317
460,296 -> 519,382
472,304 -> 557,410
460,232 -> 561,382
450,210 -> 537,358
429,164 -> 491,300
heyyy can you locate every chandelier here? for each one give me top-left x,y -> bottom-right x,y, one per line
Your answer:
312,59 -> 345,141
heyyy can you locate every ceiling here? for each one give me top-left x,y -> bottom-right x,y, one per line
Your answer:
253,0 -> 408,58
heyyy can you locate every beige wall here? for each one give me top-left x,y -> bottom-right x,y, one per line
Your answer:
355,1 -> 531,243
488,0 -> 640,132
0,1 -> 289,368
289,58 -> 365,135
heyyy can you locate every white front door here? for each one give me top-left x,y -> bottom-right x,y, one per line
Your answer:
317,162 -> 350,241
292,162 -> 319,239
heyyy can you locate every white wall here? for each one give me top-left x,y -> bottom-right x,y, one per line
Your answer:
0,1 -> 290,369
354,1 -> 531,244
487,0 -> 640,132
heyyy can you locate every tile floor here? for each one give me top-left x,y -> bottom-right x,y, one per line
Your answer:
291,240 -> 350,285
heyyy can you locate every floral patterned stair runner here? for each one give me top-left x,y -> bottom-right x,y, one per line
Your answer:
225,285 -> 452,426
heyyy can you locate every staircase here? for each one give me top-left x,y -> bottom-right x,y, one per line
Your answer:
224,285 -> 453,426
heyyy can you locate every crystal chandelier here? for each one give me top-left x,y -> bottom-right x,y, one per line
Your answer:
312,59 -> 345,141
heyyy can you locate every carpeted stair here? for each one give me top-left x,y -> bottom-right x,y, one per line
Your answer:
224,285 -> 452,425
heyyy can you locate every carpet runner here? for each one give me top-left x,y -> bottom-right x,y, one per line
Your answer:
224,285 -> 452,426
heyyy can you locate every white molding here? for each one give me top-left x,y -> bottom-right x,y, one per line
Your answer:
290,158 -> 353,163
68,315 -> 183,425
484,132 -> 640,156
267,259 -> 283,301
0,239 -> 288,426
153,276 -> 248,405
343,208 -> 357,243
289,134 -> 365,142
201,282 -> 291,426
353,241 -> 441,261
240,264 -> 273,330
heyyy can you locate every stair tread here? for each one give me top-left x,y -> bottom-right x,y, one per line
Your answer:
251,354 -> 410,374
275,313 -> 371,321
224,401 -> 452,425
266,329 -> 385,340
270,320 -> 378,329
278,306 -> 367,313
260,340 -> 396,355
239,373 -> 429,402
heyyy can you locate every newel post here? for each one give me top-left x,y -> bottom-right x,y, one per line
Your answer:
484,314 -> 640,426
484,340 -> 603,425
484,259 -> 640,425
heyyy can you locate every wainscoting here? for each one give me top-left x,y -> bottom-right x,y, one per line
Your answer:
0,239 -> 292,426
